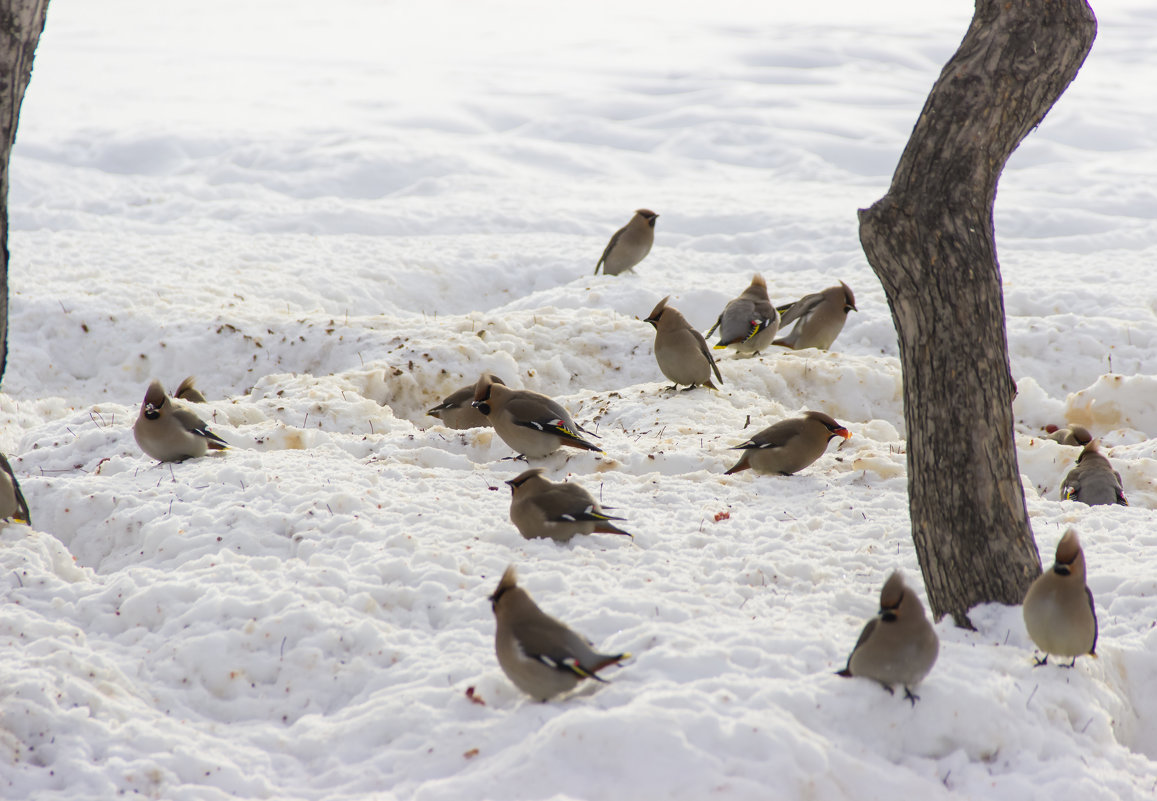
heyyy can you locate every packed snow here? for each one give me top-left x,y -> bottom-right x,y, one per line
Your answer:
2,0 -> 1156,798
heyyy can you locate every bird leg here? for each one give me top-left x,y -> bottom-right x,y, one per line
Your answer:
1062,657 -> 1078,669
499,454 -> 529,463
903,687 -> 920,706
1032,655 -> 1049,667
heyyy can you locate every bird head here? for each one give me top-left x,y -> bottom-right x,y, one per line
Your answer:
636,209 -> 658,228
489,565 -> 519,612
644,296 -> 670,328
142,380 -> 167,419
840,281 -> 857,313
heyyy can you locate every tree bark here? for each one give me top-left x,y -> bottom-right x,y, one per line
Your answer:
858,0 -> 1097,626
0,0 -> 50,386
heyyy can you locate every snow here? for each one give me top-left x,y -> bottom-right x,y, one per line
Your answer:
2,0 -> 1156,798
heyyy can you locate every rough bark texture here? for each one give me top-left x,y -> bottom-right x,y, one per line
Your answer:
0,0 -> 49,386
858,0 -> 1097,626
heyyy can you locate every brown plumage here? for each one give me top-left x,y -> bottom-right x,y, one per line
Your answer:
506,468 -> 630,542
705,274 -> 779,355
133,379 -> 229,462
472,373 -> 601,458
174,376 -> 208,404
595,209 -> 657,276
1022,529 -> 1098,667
1061,443 -> 1127,506
725,410 -> 850,476
490,565 -> 630,701
644,296 -> 723,390
0,452 -> 30,525
773,281 -> 857,350
1043,425 -> 1092,447
428,375 -> 507,430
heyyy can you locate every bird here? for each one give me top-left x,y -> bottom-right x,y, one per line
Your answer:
471,373 -> 602,459
725,410 -> 850,476
595,209 -> 658,276
837,571 -> 939,704
428,375 -> 507,430
506,467 -> 631,543
0,452 -> 31,525
1044,425 -> 1092,447
644,296 -> 723,390
1022,529 -> 1097,667
704,274 -> 779,355
133,379 -> 229,462
773,281 -> 857,350
489,565 -> 630,701
1061,443 -> 1127,506
174,376 -> 208,404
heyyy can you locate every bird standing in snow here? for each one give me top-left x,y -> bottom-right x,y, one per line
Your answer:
837,571 -> 939,704
506,467 -> 630,543
1043,425 -> 1092,447
490,565 -> 630,701
724,411 -> 850,476
133,379 -> 229,462
1022,529 -> 1097,667
428,375 -> 507,430
1061,443 -> 1127,506
774,281 -> 857,350
705,274 -> 779,356
644,296 -> 723,390
0,452 -> 31,525
595,209 -> 657,276
471,373 -> 602,459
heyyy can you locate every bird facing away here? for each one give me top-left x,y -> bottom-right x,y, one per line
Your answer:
1023,529 -> 1098,667
644,296 -> 723,390
174,376 -> 208,404
773,281 -> 857,351
471,373 -> 602,459
506,468 -> 631,543
595,209 -> 658,276
133,379 -> 229,462
428,375 -> 507,430
725,410 -> 850,476
1044,425 -> 1092,447
489,565 -> 630,701
837,571 -> 939,704
0,452 -> 31,525
1061,444 -> 1127,506
704,274 -> 779,355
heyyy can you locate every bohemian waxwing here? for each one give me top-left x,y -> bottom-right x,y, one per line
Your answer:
133,379 -> 229,462
725,410 -> 850,476
428,375 -> 507,430
1061,444 -> 1127,506
506,468 -> 630,543
704,274 -> 779,355
644,296 -> 723,390
837,571 -> 939,703
489,565 -> 630,701
1044,425 -> 1092,447
1022,529 -> 1098,667
471,373 -> 601,459
773,281 -> 857,350
0,452 -> 30,525
174,376 -> 208,404
595,209 -> 657,276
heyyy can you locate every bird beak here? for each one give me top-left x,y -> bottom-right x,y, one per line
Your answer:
836,428 -> 851,440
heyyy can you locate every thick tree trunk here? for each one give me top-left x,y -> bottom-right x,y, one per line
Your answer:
0,0 -> 50,386
858,0 -> 1097,626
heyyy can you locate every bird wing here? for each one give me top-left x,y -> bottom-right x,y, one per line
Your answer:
538,486 -> 625,524
837,616 -> 878,676
690,327 -> 723,384
777,292 -> 823,327
512,616 -> 610,680
0,453 -> 30,524
172,408 -> 229,448
507,397 -> 602,451
1085,586 -> 1098,655
595,225 -> 626,275
732,419 -> 797,451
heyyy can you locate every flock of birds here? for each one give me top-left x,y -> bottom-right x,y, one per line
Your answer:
0,209 -> 1120,704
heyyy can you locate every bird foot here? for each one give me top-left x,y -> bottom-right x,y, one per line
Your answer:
499,454 -> 529,463
1061,657 -> 1078,669
1032,655 -> 1049,668
903,687 -> 920,706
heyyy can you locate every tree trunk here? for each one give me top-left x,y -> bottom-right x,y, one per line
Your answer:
858,0 -> 1097,626
0,0 -> 50,386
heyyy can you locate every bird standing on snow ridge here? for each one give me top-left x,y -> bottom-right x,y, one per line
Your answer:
1061,443 -> 1127,506
427,375 -> 507,430
174,376 -> 208,404
1044,424 -> 1092,447
595,209 -> 658,276
1022,529 -> 1098,667
133,379 -> 229,462
837,571 -> 939,704
644,296 -> 723,390
704,274 -> 779,356
773,281 -> 857,351
471,373 -> 602,459
506,468 -> 631,543
490,565 -> 630,701
724,410 -> 850,476
0,452 -> 31,525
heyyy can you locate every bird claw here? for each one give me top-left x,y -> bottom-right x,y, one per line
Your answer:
1032,655 -> 1049,667
903,687 -> 920,706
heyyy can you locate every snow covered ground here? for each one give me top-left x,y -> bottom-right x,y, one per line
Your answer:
1,0 -> 1156,798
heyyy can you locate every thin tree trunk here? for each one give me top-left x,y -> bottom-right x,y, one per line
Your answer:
0,0 -> 50,386
858,0 -> 1097,626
